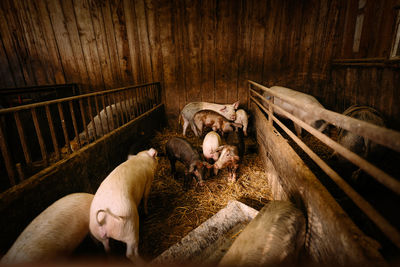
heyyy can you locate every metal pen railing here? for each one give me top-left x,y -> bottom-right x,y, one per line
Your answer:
248,80 -> 400,249
0,82 -> 162,190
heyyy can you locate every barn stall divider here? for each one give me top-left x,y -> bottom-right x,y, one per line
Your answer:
0,82 -> 165,254
248,80 -> 399,265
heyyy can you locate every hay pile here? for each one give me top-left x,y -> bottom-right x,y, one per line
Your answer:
139,128 -> 272,259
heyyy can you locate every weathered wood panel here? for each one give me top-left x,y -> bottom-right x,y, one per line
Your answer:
0,0 -> 399,128
251,102 -> 384,266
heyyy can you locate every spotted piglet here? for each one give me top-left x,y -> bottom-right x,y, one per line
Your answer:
166,137 -> 212,189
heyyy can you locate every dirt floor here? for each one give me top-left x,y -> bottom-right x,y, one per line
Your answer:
136,127 -> 273,260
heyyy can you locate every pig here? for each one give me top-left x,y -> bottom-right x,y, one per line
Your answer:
89,148 -> 158,263
213,145 -> 240,182
234,109 -> 249,136
1,193 -> 94,264
69,100 -> 138,152
193,110 -> 243,137
219,201 -> 305,267
202,131 -> 222,162
166,137 -> 212,188
263,86 -> 326,136
336,105 -> 386,182
226,129 -> 245,158
180,101 -> 240,136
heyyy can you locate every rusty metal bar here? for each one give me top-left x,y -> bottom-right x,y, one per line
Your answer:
58,103 -> 71,154
105,93 -> 115,131
120,91 -> 130,121
0,120 -> 16,185
248,80 -> 400,153
138,87 -> 144,114
251,88 -> 400,195
251,95 -> 400,249
69,101 -> 81,149
31,108 -> 48,165
101,94 -> 110,133
127,89 -> 135,118
132,89 -> 139,117
78,99 -> 89,143
0,82 -> 161,115
110,93 -> 121,128
115,93 -> 125,125
94,95 -> 104,137
14,112 -> 32,164
15,163 -> 24,181
45,105 -> 60,161
87,97 -> 97,141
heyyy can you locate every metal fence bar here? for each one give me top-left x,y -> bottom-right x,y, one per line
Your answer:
248,80 -> 400,153
69,101 -> 81,149
14,112 -> 32,165
0,121 -> 16,186
31,108 -> 48,165
78,99 -> 89,143
87,97 -> 97,141
45,105 -> 60,161
105,93 -> 115,130
94,95 -> 104,137
58,103 -> 71,154
251,95 -> 400,249
251,88 -> 400,195
101,94 -> 110,133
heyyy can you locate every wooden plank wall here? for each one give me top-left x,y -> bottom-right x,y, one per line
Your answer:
0,0 -> 399,128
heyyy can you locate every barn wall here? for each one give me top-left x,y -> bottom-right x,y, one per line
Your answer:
0,0 -> 399,128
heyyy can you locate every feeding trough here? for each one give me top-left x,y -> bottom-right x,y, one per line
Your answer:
152,200 -> 258,265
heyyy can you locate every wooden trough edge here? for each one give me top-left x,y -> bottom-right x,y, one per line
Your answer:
251,103 -> 385,266
152,200 -> 258,264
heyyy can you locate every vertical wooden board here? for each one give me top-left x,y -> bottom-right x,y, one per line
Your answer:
109,0 -> 134,86
184,0 -> 201,102
35,0 -> 66,85
24,0 -> 59,85
381,68 -> 395,124
134,0 -> 154,83
375,0 -> 398,57
14,0 -> 48,85
340,0 -> 358,58
88,0 -> 114,89
73,0 -> 105,91
124,0 -> 143,84
215,0 -> 239,104
236,0 -> 250,107
144,0 -> 164,85
0,0 -> 32,87
261,0 -> 278,86
297,0 -> 319,88
173,0 -> 187,112
156,0 -> 179,119
0,37 -> 16,88
57,0 -> 91,92
101,1 -> 123,88
45,0 -> 82,86
200,0 -> 216,103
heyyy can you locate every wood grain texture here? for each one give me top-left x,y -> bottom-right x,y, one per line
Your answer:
0,0 -> 398,128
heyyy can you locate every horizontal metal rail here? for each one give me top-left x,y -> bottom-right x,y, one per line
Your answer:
250,94 -> 400,249
0,82 -> 162,191
250,88 -> 400,195
248,80 -> 400,153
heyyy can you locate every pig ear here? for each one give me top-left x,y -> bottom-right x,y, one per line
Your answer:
233,101 -> 240,109
234,155 -> 240,161
147,148 -> 158,158
215,146 -> 224,152
220,106 -> 227,112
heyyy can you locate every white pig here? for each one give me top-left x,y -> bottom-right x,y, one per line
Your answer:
263,86 -> 326,136
180,101 -> 240,136
89,148 -> 158,263
202,131 -> 222,162
234,109 -> 249,136
1,193 -> 94,264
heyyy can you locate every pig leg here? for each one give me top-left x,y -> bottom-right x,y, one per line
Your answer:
143,178 -> 152,215
190,121 -> 199,137
125,211 -> 140,262
167,155 -> 177,177
182,117 -> 190,136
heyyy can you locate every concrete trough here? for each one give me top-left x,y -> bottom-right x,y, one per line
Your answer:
152,200 -> 258,265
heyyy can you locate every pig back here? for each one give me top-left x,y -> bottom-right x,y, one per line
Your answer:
1,193 -> 94,264
219,201 -> 306,267
166,137 -> 200,165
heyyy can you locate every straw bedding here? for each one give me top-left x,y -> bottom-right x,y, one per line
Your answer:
138,128 -> 272,259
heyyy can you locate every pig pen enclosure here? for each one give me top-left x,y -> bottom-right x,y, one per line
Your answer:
1,0 -> 400,265
0,79 -> 399,265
